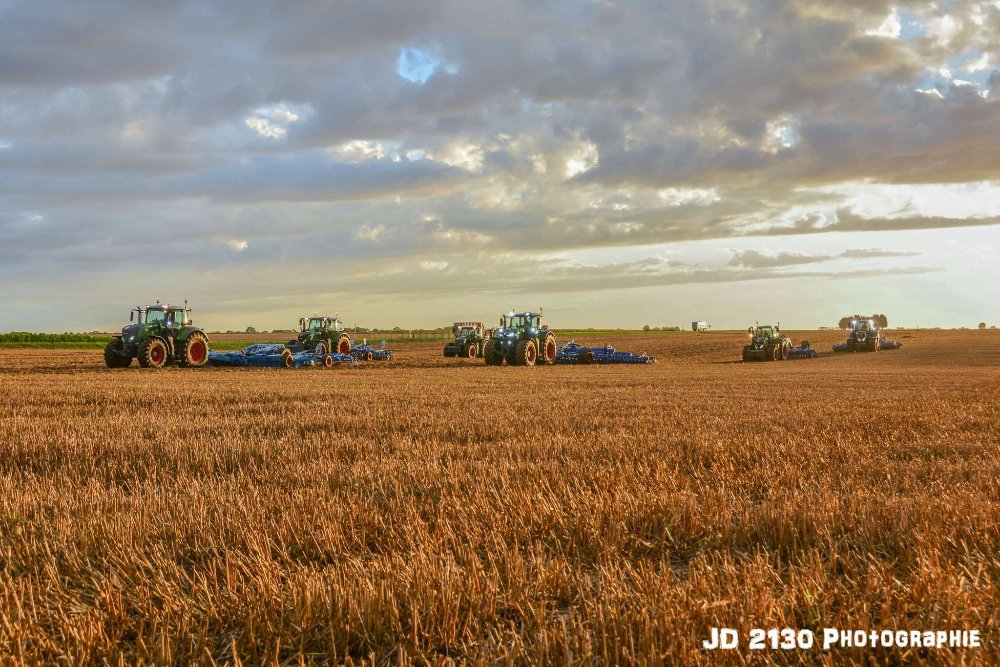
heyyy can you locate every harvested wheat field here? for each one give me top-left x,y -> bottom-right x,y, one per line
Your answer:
1,329 -> 998,665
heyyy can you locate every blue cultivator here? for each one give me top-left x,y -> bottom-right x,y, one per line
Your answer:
832,339 -> 903,352
787,341 -> 819,359
208,343 -> 356,368
555,340 -> 657,365
349,341 -> 394,361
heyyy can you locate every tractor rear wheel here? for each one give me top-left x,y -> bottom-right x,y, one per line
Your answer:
484,340 -> 502,365
336,334 -> 351,355
779,343 -> 789,360
540,333 -> 556,365
181,332 -> 209,367
770,346 -> 780,362
316,340 -> 331,355
514,339 -> 537,366
742,346 -> 754,362
104,339 -> 131,368
443,345 -> 456,357
465,344 -> 478,358
138,338 -> 168,368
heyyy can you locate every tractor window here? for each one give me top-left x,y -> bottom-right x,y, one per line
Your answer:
309,319 -> 324,330
145,310 -> 165,324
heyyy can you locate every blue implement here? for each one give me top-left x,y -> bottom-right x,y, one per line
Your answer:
555,340 -> 656,365
208,343 -> 356,368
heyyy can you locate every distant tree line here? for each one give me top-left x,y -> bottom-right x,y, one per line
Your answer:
838,314 -> 888,329
0,332 -> 109,343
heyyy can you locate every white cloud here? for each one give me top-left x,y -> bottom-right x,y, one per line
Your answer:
419,260 -> 448,270
331,140 -> 390,162
867,9 -> 902,39
564,140 -> 599,179
227,240 -> 248,251
657,187 -> 721,207
244,103 -> 308,140
355,224 -> 386,241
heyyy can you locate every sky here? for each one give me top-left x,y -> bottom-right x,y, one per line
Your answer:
1,0 -> 999,332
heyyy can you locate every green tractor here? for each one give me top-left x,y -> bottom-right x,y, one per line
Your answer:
443,321 -> 491,358
742,324 -> 792,362
846,318 -> 881,352
483,310 -> 557,366
104,301 -> 209,368
288,315 -> 352,355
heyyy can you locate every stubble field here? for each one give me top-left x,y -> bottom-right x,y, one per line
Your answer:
1,329 -> 998,665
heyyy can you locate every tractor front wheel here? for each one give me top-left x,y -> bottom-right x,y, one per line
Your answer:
138,338 -> 168,368
465,344 -> 478,358
104,339 -> 131,368
484,340 -> 502,365
181,332 -> 209,367
514,339 -> 537,366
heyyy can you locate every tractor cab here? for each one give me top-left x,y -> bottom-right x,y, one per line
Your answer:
133,303 -> 191,328
851,319 -> 876,333
301,316 -> 342,332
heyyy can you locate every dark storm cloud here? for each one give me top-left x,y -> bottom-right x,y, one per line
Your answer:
0,0 -> 997,320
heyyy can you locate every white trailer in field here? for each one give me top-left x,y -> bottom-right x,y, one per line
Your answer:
692,321 -> 710,332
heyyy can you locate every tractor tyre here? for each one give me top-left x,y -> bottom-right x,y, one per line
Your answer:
336,334 -> 352,355
779,343 -> 789,361
443,345 -> 455,357
484,340 -> 502,365
138,338 -> 168,368
104,339 -> 131,368
742,347 -> 753,362
180,332 -> 209,368
514,339 -> 537,366
465,343 -> 478,358
540,333 -> 557,365
770,346 -> 780,362
316,340 -> 331,355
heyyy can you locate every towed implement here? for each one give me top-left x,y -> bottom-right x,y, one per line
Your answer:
833,319 -> 902,352
555,340 -> 656,364
350,341 -> 393,361
104,301 -> 208,368
787,341 -> 819,359
208,343 -> 355,368
484,310 -> 556,366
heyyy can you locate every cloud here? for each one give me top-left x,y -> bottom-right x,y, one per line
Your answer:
728,248 -> 919,269
0,0 -> 997,329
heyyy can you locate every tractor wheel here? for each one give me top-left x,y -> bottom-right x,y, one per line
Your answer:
316,340 -> 331,355
104,339 -> 131,368
443,345 -> 455,357
336,334 -> 351,355
540,333 -> 556,365
514,339 -> 537,366
770,346 -> 780,362
484,340 -> 502,365
180,332 -> 209,368
138,338 -> 168,368
779,343 -> 789,361
465,344 -> 478,358
742,346 -> 753,362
